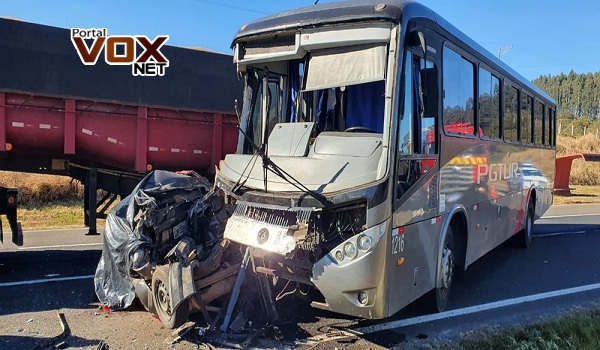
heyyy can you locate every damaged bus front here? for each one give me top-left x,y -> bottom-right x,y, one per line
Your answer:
216,3 -> 401,319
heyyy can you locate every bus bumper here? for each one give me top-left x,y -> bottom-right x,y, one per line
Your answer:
311,219 -> 390,319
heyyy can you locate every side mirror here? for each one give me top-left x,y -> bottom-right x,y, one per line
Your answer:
420,67 -> 438,117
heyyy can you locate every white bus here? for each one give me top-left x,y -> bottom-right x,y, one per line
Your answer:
216,0 -> 556,318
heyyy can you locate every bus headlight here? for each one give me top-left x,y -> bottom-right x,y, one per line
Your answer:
343,242 -> 358,259
334,250 -> 344,262
357,235 -> 372,251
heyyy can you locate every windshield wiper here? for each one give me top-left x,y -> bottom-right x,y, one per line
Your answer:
233,110 -> 329,206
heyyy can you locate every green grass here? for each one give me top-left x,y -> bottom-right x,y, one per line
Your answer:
553,185 -> 600,205
456,308 -> 600,350
17,200 -> 89,230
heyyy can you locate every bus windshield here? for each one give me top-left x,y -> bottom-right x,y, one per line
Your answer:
221,39 -> 392,194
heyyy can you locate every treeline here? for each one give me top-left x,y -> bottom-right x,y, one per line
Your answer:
533,71 -> 600,120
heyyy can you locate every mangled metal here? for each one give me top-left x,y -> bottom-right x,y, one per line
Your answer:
94,170 -> 235,328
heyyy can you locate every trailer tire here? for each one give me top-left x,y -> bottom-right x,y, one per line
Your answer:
424,225 -> 455,313
151,265 -> 189,329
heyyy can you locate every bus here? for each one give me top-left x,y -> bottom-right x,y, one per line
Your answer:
215,0 -> 556,319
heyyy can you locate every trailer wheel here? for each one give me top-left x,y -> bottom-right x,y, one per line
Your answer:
151,265 -> 189,329
424,225 -> 455,313
519,200 -> 534,249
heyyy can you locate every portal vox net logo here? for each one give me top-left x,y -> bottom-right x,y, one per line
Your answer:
71,28 -> 169,77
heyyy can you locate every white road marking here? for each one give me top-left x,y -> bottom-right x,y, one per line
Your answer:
0,274 -> 95,288
540,213 -> 599,220
17,243 -> 103,250
23,227 -> 104,233
355,282 -> 600,334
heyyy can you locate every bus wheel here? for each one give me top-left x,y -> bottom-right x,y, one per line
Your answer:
424,226 -> 455,313
151,265 -> 189,329
520,200 -> 534,248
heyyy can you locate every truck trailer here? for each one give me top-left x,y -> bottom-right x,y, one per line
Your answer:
0,18 -> 243,236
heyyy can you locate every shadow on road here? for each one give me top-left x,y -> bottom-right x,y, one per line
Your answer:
1,335 -> 102,350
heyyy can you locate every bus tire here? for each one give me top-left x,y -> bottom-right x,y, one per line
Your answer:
151,265 -> 189,329
519,200 -> 534,249
424,225 -> 455,313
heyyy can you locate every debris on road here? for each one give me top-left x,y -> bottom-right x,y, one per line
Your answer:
163,321 -> 196,345
32,311 -> 72,350
96,340 -> 109,350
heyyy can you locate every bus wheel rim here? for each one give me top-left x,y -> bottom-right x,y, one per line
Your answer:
441,246 -> 454,291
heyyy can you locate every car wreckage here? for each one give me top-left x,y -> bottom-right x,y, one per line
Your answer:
94,170 -> 238,329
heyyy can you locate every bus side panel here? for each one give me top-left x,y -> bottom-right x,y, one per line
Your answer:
386,216 -> 443,315
465,198 -> 506,265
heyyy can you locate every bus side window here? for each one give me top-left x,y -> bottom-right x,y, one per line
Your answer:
442,46 -> 475,136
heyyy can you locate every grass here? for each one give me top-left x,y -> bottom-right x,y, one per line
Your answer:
553,185 -> 600,205
556,134 -> 600,186
0,171 -> 84,205
0,171 -> 106,230
17,200 -> 86,230
454,307 -> 600,350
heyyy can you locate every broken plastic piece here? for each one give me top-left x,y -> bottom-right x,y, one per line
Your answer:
229,312 -> 246,333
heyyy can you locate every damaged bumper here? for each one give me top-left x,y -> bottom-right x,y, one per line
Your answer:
223,197 -> 390,319
310,220 -> 389,319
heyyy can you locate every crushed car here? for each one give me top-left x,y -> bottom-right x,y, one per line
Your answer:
94,170 -> 237,329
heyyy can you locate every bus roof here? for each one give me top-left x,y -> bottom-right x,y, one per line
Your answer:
233,0 -> 554,105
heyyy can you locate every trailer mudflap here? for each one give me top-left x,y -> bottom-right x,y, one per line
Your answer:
0,187 -> 22,246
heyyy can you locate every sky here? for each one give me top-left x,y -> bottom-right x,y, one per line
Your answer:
2,0 -> 598,80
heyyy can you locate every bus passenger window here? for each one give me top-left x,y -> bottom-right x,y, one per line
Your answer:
443,46 -> 474,135
521,93 -> 533,143
544,107 -> 552,146
478,68 -> 500,138
534,101 -> 543,145
503,84 -> 518,141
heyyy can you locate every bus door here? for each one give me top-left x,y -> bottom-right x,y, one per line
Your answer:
388,33 -> 441,312
394,44 -> 439,210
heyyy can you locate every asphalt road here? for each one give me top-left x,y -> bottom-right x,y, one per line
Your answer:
0,204 -> 599,349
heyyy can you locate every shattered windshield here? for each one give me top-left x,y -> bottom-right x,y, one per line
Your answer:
239,44 -> 387,154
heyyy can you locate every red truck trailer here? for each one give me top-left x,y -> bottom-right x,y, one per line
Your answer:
0,18 -> 242,235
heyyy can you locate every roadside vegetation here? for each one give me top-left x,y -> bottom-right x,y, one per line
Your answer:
556,134 -> 600,186
0,171 -> 89,229
445,307 -> 600,350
